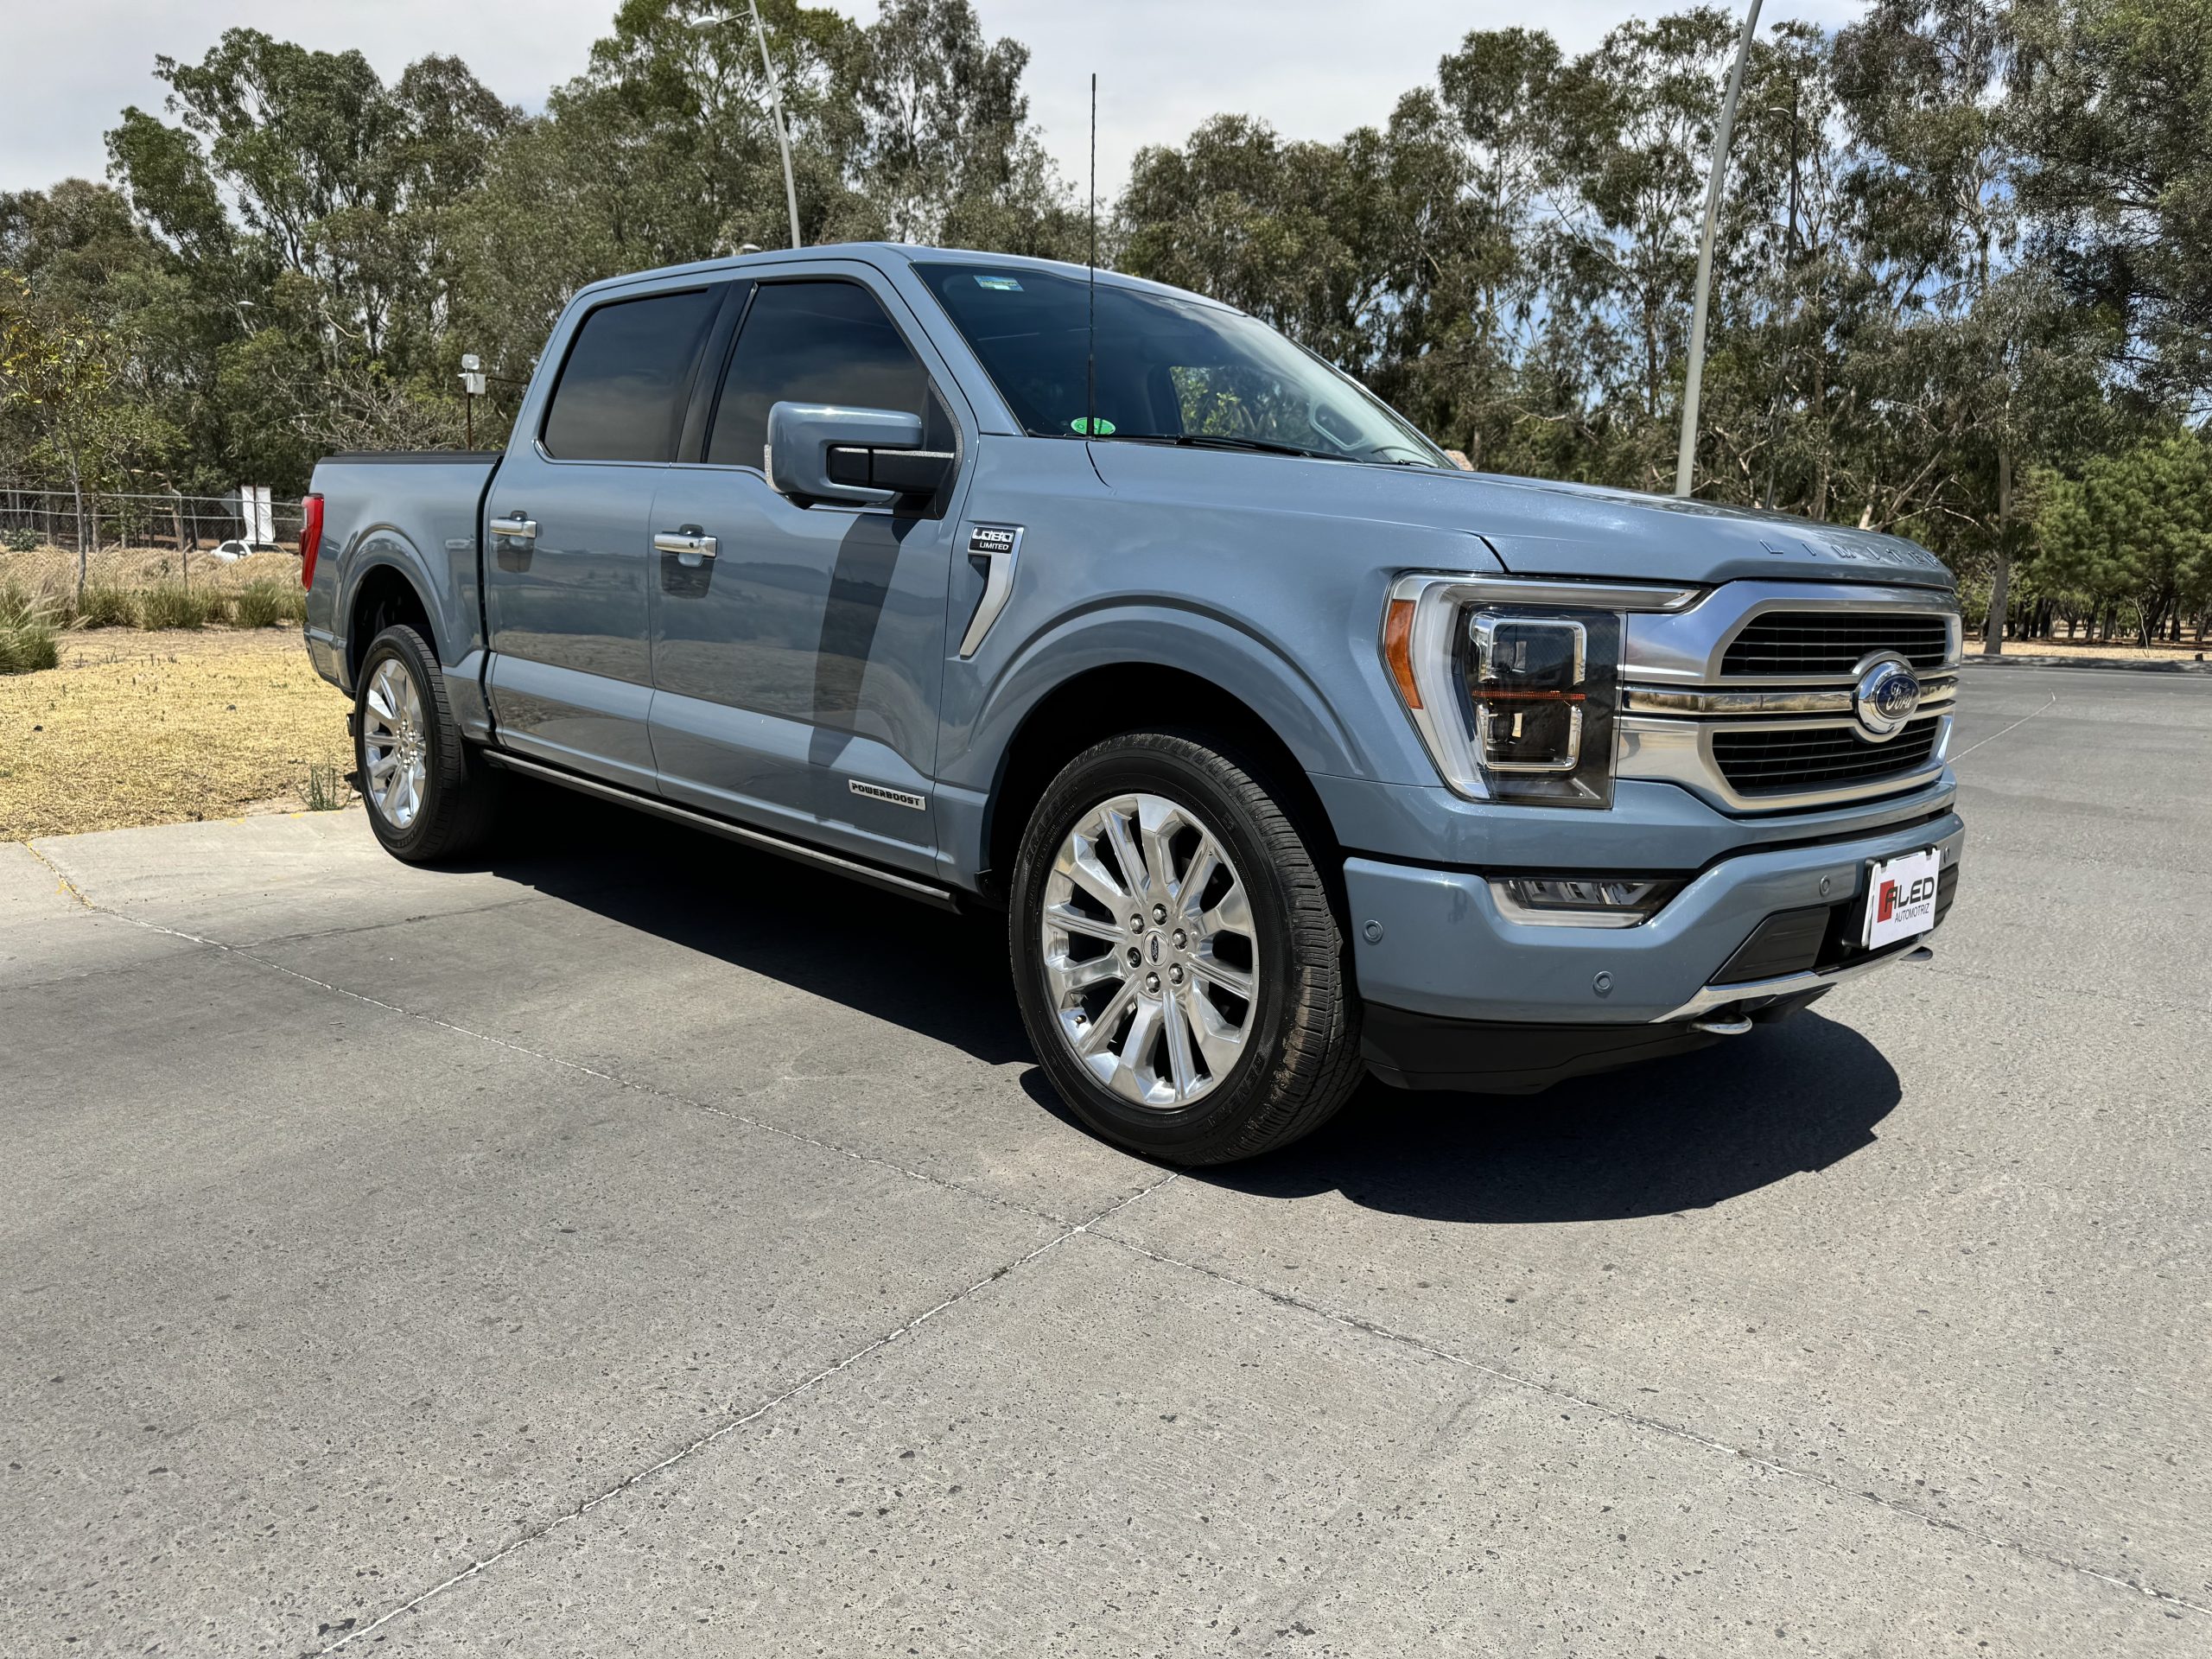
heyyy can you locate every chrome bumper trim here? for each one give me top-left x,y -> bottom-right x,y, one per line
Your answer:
1654,940 -> 1935,1024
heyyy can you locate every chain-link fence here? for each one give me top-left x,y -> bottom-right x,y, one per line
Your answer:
0,485 -> 307,555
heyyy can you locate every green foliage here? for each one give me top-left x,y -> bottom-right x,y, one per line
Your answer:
3,528 -> 38,551
76,583 -> 138,628
2030,432 -> 2212,642
136,581 -> 219,630
0,580 -> 60,674
2012,0 -> 2212,403
232,579 -> 303,628
303,762 -> 347,810
0,0 -> 2203,647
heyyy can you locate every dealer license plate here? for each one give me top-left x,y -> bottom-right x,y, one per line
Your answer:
1862,848 -> 1942,950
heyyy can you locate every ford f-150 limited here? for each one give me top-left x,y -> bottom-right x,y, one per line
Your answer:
303,245 -> 1962,1164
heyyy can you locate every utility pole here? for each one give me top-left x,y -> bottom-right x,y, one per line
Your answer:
690,4 -> 803,251
747,0 -> 804,249
1675,0 -> 1763,499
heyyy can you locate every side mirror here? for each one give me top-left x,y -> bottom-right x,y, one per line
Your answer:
765,401 -> 952,508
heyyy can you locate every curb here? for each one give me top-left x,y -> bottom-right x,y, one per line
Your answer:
1963,653 -> 2211,675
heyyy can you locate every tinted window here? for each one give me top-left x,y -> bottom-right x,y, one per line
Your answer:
707,282 -> 941,469
915,262 -> 1446,467
542,288 -> 719,462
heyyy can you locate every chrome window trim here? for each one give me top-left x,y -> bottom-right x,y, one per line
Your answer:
1618,710 -> 1954,814
1623,582 -> 1962,686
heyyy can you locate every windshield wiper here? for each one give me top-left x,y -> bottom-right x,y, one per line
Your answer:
1111,432 -> 1353,462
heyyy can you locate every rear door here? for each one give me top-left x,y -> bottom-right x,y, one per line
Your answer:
485,283 -> 725,790
646,270 -> 968,868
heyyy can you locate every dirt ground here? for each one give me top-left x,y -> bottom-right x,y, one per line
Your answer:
0,628 -> 352,840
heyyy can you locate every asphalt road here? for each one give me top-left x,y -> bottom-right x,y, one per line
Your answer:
3,662 -> 2207,1656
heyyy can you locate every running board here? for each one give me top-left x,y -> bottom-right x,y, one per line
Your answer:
481,749 -> 961,911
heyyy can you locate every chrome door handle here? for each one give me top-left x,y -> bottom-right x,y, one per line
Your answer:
489,512 -> 537,541
652,530 -> 718,559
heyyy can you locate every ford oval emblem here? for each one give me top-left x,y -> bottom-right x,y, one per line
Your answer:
1854,657 -> 1923,740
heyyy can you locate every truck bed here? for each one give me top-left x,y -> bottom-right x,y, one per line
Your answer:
304,450 -> 503,696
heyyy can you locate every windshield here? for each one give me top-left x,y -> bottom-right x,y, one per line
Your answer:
915,263 -> 1449,467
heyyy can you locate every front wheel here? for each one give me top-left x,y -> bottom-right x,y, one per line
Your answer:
353,623 -> 501,862
1009,732 -> 1364,1165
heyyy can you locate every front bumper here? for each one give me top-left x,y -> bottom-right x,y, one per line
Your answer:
1344,810 -> 1962,1084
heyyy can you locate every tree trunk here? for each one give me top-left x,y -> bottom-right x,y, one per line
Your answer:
68,461 -> 86,602
1809,343 -> 1829,520
1981,444 -> 2012,657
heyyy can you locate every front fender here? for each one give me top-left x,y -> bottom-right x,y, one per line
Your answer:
953,602 -> 1367,790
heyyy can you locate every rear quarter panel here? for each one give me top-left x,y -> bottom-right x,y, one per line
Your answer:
306,454 -> 499,729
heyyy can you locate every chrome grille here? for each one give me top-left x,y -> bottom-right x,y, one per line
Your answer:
1712,716 -> 1943,796
1721,613 -> 1953,677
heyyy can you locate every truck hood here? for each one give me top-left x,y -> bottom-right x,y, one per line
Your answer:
1085,445 -> 1956,592
1464,473 -> 1954,589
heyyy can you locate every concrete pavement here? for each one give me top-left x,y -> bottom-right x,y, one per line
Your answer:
2,662 -> 2206,1655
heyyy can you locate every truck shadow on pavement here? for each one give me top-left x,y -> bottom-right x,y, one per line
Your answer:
1182,1014 -> 1903,1224
474,786 -> 1902,1224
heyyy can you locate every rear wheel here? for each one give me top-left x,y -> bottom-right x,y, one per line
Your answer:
1009,732 -> 1363,1165
353,623 -> 500,862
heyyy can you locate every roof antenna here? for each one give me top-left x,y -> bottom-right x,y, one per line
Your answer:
1084,72 -> 1097,442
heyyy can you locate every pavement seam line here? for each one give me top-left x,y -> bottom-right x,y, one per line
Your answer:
22,842 -> 95,909
1948,692 -> 2058,765
29,879 -> 1083,1229
1088,1224 -> 2211,1621
311,1172 -> 1179,1656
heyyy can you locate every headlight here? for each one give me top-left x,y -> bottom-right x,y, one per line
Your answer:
1382,574 -> 1700,807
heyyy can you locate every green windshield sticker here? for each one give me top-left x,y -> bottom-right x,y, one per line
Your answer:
973,274 -> 1024,291
1070,416 -> 1116,435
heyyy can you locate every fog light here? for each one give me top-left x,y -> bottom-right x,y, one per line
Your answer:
1491,874 -> 1678,927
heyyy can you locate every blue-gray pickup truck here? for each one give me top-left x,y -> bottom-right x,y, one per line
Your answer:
303,244 -> 1962,1164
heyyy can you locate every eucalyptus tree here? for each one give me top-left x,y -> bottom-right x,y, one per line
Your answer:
2012,0 -> 2212,410
1545,7 -> 1743,489
836,0 -> 1077,253
1376,29 -> 1565,472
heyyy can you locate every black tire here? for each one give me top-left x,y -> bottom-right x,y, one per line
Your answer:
353,623 -> 501,862
1009,732 -> 1364,1165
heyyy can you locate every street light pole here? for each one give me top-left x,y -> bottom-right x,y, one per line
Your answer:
747,0 -> 804,249
1674,0 -> 1763,499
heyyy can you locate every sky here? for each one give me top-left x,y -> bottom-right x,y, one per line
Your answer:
4,0 -> 1864,204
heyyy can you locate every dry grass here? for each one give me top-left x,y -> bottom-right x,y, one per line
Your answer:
0,629 -> 353,840
3,543 -> 305,607
1993,637 -> 2209,663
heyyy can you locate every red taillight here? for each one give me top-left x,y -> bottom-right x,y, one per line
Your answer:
300,493 -> 324,590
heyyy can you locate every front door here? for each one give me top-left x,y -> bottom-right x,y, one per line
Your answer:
647,273 -> 967,869
485,283 -> 723,790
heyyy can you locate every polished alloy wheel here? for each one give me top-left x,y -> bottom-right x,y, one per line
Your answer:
361,658 -> 429,830
1039,791 -> 1259,1109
